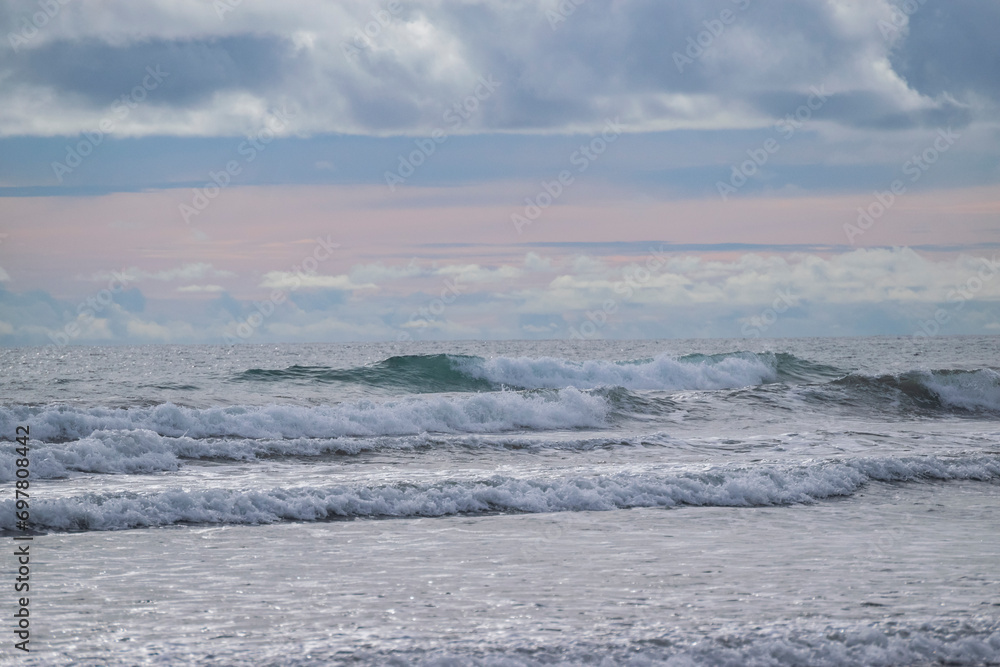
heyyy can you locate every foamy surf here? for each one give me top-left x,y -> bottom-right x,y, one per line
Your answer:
921,368 -> 1000,412
6,454 -> 998,532
353,620 -> 1000,667
1,429 -> 671,481
0,387 -> 608,443
453,351 -> 785,390
832,367 -> 1000,414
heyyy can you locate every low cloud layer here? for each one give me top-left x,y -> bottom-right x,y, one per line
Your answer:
2,248 -> 997,345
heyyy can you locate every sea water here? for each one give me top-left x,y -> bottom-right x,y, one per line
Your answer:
1,336 -> 998,665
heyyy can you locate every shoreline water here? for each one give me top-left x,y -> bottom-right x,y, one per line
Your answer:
16,481 -> 1000,665
2,336 -> 998,664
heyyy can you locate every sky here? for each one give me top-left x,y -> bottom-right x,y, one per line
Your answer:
0,0 -> 998,346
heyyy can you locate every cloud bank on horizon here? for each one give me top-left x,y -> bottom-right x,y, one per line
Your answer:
0,0 -> 998,344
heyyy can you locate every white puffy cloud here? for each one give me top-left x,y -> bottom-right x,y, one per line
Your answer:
348,261 -> 425,284
88,263 -> 234,283
258,271 -> 375,290
434,264 -> 522,283
177,284 -> 225,293
125,319 -> 174,341
523,252 -> 554,272
528,248 -> 1000,309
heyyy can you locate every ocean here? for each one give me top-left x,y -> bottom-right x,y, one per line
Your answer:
1,336 -> 999,665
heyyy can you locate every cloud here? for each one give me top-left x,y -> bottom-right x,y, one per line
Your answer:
348,261 -> 425,284
258,271 -> 375,290
2,247 -> 999,345
346,261 -> 526,287
523,252 -> 555,273
113,287 -> 146,313
9,34 -> 297,109
889,0 -> 1000,104
88,263 -> 234,283
125,319 -> 174,341
177,284 -> 225,293
434,264 -> 522,283
1,0 -> 994,137
529,248 -> 1000,309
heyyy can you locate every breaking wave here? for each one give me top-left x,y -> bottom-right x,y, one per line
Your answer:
5,454 -> 998,532
0,388 -> 608,445
234,351 -> 842,392
832,368 -> 1000,414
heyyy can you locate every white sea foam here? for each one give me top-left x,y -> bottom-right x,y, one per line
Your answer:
390,622 -> 1000,667
0,428 -> 182,480
0,387 -> 608,444
6,455 -> 997,532
454,353 -> 779,390
22,620 -> 1000,666
0,429 -> 653,481
922,368 -> 1000,412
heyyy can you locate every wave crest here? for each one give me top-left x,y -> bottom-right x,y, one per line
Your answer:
235,351 -> 841,392
834,368 -> 1000,413
7,454 -> 997,532
0,388 -> 608,445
